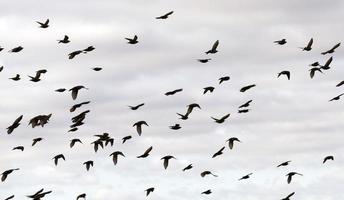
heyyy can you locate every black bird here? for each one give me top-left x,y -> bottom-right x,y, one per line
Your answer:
145,187 -> 155,196
274,39 -> 287,45
4,195 -> 15,200
201,189 -> 212,195
12,146 -> 24,151
70,101 -> 91,112
8,46 -> 23,53
329,93 -> 344,101
323,156 -> 334,163
70,139 -> 83,148
0,66 -> 4,71
137,146 -> 153,158
1,168 -> 19,182
68,50 -> 83,59
277,160 -> 291,167
55,88 -> 66,92
185,103 -> 201,116
9,74 -> 20,81
177,113 -> 188,120
281,192 -> 295,200
92,67 -> 102,71
219,76 -> 230,84
239,173 -> 253,181
321,42 -> 340,55
36,19 -> 49,28
286,172 -> 302,184
201,171 -> 218,177
28,69 -> 47,82
211,113 -> 230,123
320,56 -> 333,70
198,58 -> 211,63
183,164 -> 193,171
169,123 -> 181,130
7,115 -> 23,134
212,146 -> 225,158
309,61 -> 320,67
83,46 -> 95,52
69,85 -> 88,100
300,38 -> 313,51
122,135 -> 132,144
128,103 -> 145,110
83,161 -> 94,171
227,137 -> 241,149
68,127 -> 78,132
336,81 -> 344,87
203,86 -> 215,94
110,151 -> 125,166
165,88 -> 183,96
161,155 -> 176,169
125,35 -> 138,44
156,11 -> 174,19
278,71 -> 290,80
238,109 -> 250,113
309,67 -> 323,78
205,40 -> 219,54
32,138 -> 43,146
52,154 -> 65,166
240,84 -> 256,92
29,114 -> 52,128
76,193 -> 86,200
57,35 -> 70,44
133,121 -> 149,136
239,100 -> 252,108
27,188 -> 52,199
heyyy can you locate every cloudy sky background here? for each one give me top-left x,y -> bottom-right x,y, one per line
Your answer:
0,0 -> 343,199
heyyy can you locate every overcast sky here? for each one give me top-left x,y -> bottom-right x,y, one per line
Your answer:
0,0 -> 343,199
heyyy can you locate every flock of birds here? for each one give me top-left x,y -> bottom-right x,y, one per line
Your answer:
0,9 -> 342,200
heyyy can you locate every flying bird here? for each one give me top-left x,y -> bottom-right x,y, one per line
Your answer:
203,86 -> 215,94
110,151 -> 125,165
169,123 -> 181,130
201,189 -> 212,195
274,39 -> 287,45
309,67 -> 323,79
201,171 -> 218,177
278,71 -> 290,80
212,146 -> 225,158
92,67 -> 102,71
145,187 -> 155,196
83,46 -> 95,52
32,137 -> 43,146
12,146 -> 24,151
321,42 -> 340,55
238,109 -> 250,113
1,168 -> 19,182
277,160 -> 291,167
165,88 -> 183,96
55,88 -> 66,92
219,76 -> 230,84
125,35 -> 138,44
205,40 -> 219,54
226,137 -> 241,149
70,139 -> 83,148
7,115 -> 23,134
70,101 -> 91,112
300,38 -> 313,51
76,193 -> 86,200
320,56 -> 333,70
309,61 -> 320,67
336,81 -> 344,87
69,85 -> 88,100
8,46 -> 23,53
161,155 -> 176,169
133,121 -> 149,136
27,188 -> 52,199
28,69 -> 47,82
128,103 -> 145,110
323,155 -> 334,163
240,84 -> 256,92
239,100 -> 252,108
4,195 -> 15,200
281,192 -> 295,200
36,19 -> 49,28
52,154 -> 65,166
122,135 -> 132,144
156,11 -> 174,19
185,103 -> 201,116
211,113 -> 230,123
68,50 -> 83,59
57,35 -> 70,43
183,164 -> 193,171
137,146 -> 153,158
177,112 -> 188,120
9,74 -> 20,81
329,93 -> 344,101
239,173 -> 253,181
83,161 -> 94,171
198,58 -> 211,63
286,172 -> 302,184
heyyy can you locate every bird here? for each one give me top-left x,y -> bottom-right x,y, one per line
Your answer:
83,160 -> 94,171
12,146 -> 24,151
1,168 -> 19,182
137,146 -> 153,158
4,195 -> 15,200
122,135 -> 132,144
92,67 -> 102,71
52,154 -> 65,166
240,84 -> 256,92
185,103 -> 201,116
201,171 -> 218,177
183,164 -> 193,171
201,189 -> 212,195
281,192 -> 295,200
300,38 -> 313,51
109,151 -> 125,165
226,137 -> 241,149
69,85 -> 88,100
32,138 -> 43,146
0,47 -> 3,52
320,56 -> 333,70
8,46 -> 23,53
28,69 -> 47,82
309,67 -> 323,78
156,11 -> 174,19
198,58 -> 211,63
277,160 -> 291,167
27,188 -> 52,199
309,61 -> 320,67
29,114 -> 52,128
55,88 -> 66,92
238,109 -> 250,113
212,146 -> 225,158
286,172 -> 302,184
169,123 -> 181,130
219,76 -> 230,84
9,74 -> 20,81
70,139 -> 83,148
274,39 -> 287,45
177,113 -> 188,120
125,35 -> 138,44
278,70 -> 290,80
329,93 -> 344,101
76,193 -> 86,200
205,40 -> 219,54
133,121 -> 149,136
211,113 -> 230,123
128,103 -> 145,110
203,86 -> 215,94
323,156 -> 334,163
0,66 -> 4,71
83,46 -> 95,53
68,50 -> 83,59
7,115 -> 23,134
70,101 -> 91,112
161,155 -> 176,169
321,42 -> 340,55
165,88 -> 183,96
36,19 -> 49,28
145,187 -> 155,196
336,81 -> 344,87
57,35 -> 70,43
239,173 -> 253,180
239,100 -> 253,108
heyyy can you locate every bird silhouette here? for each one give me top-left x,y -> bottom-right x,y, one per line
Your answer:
185,103 -> 201,116
321,42 -> 340,55
205,40 -> 219,54
1,168 -> 19,182
70,139 -> 83,148
69,86 -> 88,100
92,67 -> 102,71
201,171 -> 218,177
7,115 -> 23,134
57,35 -> 70,44
238,109 -> 250,113
29,114 -> 52,128
239,173 -> 253,180
137,146 -> 153,158
52,154 -> 65,166
83,160 -> 94,171
300,38 -> 313,51
169,123 -> 181,130
27,188 -> 52,199
9,74 -> 20,81
278,71 -> 290,80
320,56 -> 333,70
218,76 -> 230,84
198,58 -> 211,63
281,192 -> 295,200
227,137 -> 241,149
183,164 -> 193,171
165,88 -> 183,96
176,112 -> 188,120
36,19 -> 49,28
239,100 -> 252,109
68,50 -> 83,59
70,101 -> 91,112
309,67 -> 323,78
323,155 -> 334,163
145,187 -> 155,196
32,138 -> 43,146
156,11 -> 174,19
212,146 -> 225,158
76,193 -> 86,200
201,189 -> 212,195
336,80 -> 344,87
128,103 -> 145,110
55,88 -> 66,92
211,113 -> 230,123
161,155 -> 176,169
125,35 -> 138,44
329,93 -> 344,101
122,135 -> 132,144
277,160 -> 291,167
8,46 -> 23,53
240,84 -> 256,92
309,61 -> 320,67
28,69 -> 47,82
133,121 -> 149,136
203,86 -> 215,94
12,146 -> 24,151
286,172 -> 302,184
4,195 -> 14,200
274,39 -> 287,45
110,151 -> 125,165
0,66 -> 4,71
83,46 -> 95,53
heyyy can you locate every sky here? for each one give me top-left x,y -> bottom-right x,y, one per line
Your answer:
0,0 -> 343,199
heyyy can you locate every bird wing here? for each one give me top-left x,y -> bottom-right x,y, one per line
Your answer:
324,56 -> 333,67
166,11 -> 174,16
45,19 -> 49,25
228,140 -> 234,149
136,124 -> 142,136
163,159 -> 169,169
112,154 -> 118,165
307,38 -> 313,48
211,40 -> 219,51
221,114 -> 230,120
71,89 -> 78,100
287,175 -> 292,184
